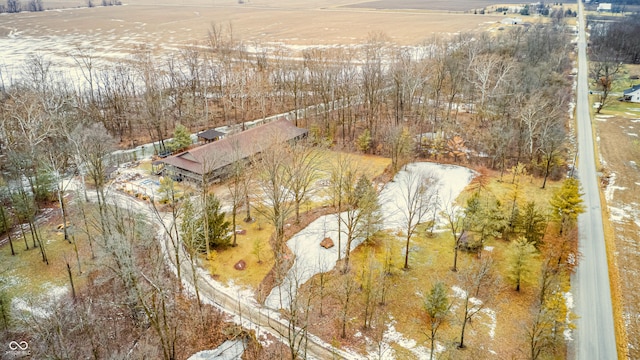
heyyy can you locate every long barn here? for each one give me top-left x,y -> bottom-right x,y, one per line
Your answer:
160,119 -> 308,184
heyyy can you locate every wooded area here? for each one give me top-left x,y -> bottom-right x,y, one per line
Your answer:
0,14 -> 587,359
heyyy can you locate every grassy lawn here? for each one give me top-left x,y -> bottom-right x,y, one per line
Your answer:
0,221 -> 94,302
596,98 -> 640,117
204,216 -> 276,289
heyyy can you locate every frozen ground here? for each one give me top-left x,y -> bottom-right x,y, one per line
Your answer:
265,162 -> 475,309
187,339 -> 247,360
11,283 -> 68,318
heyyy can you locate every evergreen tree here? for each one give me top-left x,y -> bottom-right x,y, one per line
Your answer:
204,194 -> 231,249
424,281 -> 450,360
549,178 -> 584,235
356,128 -> 372,153
464,192 -> 507,252
168,124 -> 192,153
179,194 -> 231,252
507,237 -> 537,291
517,201 -> 547,248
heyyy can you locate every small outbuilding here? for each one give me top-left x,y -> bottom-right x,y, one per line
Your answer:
623,84 -> 640,103
196,129 -> 226,144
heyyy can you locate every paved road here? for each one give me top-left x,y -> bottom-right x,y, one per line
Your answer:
572,0 -> 618,358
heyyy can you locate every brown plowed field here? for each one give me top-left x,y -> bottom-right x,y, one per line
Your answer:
0,0 -> 507,49
594,100 -> 640,358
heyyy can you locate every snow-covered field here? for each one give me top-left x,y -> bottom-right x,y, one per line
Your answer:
265,162 -> 475,309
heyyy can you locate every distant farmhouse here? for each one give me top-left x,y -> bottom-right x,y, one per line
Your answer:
623,84 -> 640,103
160,119 -> 308,184
597,3 -> 612,12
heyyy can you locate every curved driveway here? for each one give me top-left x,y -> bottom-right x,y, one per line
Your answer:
572,0 -> 617,358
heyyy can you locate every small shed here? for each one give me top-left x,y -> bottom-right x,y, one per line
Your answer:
197,129 -> 225,144
623,85 -> 640,103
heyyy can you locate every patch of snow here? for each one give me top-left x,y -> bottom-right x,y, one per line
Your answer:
379,320 -> 433,360
604,172 -> 623,202
484,246 -> 494,252
266,163 -> 474,309
608,206 -> 626,223
187,339 -> 247,360
0,276 -> 19,289
451,285 -> 467,299
481,308 -> 497,339
379,163 -> 475,230
12,283 -> 68,318
627,133 -> 639,137
564,292 -> 574,341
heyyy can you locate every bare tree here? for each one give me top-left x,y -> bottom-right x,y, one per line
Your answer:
0,179 -> 16,256
227,139 -> 247,247
441,201 -> 467,272
590,60 -> 622,114
358,249 -> 380,329
284,141 -> 321,224
337,269 -> 356,338
455,256 -> 496,349
254,136 -> 294,260
75,123 -> 116,236
537,116 -> 565,189
328,153 -> 355,261
269,263 -> 313,359
360,32 -> 389,140
151,177 -> 183,287
396,167 -> 437,269
43,137 -> 74,242
7,0 -> 21,13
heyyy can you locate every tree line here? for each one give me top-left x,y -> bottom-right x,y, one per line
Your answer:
0,20 -> 574,181
0,0 -> 121,13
